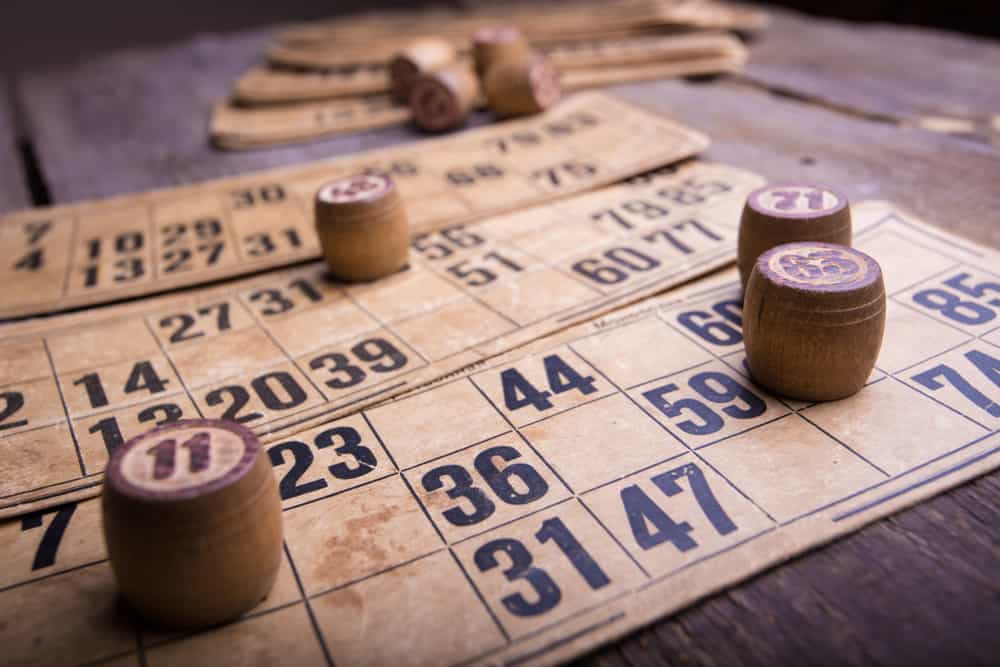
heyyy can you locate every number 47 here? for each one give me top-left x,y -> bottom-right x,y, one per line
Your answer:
621,463 -> 737,552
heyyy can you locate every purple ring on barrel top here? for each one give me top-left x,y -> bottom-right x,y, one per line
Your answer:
317,173 -> 393,205
106,418 -> 259,502
748,183 -> 847,219
756,241 -> 881,293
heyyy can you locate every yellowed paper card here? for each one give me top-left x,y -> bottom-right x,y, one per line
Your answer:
0,93 -> 708,320
0,161 -> 763,515
1,200 -> 996,667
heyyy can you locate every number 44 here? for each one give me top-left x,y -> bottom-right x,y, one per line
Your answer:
501,354 -> 598,412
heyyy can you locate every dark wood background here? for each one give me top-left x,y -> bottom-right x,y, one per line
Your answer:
2,1 -> 998,77
0,2 -> 998,666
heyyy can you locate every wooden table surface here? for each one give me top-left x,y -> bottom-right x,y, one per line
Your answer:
3,5 -> 999,665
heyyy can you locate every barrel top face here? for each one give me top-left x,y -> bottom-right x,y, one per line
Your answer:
317,174 -> 392,205
530,58 -> 562,108
108,419 -> 258,501
474,25 -> 522,43
759,242 -> 881,292
749,184 -> 846,219
411,77 -> 460,130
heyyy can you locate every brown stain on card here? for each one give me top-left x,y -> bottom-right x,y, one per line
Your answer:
320,501 -> 405,575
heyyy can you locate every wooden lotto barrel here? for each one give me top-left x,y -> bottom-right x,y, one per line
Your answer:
483,53 -> 562,118
102,419 -> 283,629
389,37 -> 456,102
409,64 -> 480,132
743,242 -> 886,402
472,26 -> 531,78
314,173 -> 410,281
737,184 -> 852,289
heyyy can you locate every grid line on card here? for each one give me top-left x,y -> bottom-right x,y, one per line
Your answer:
514,391 -> 620,431
446,497 -> 576,549
0,477 -> 100,503
888,214 -> 988,259
138,601 -> 303,653
652,290 -> 905,472
458,581 -> 645,667
465,377 -> 579,496
573,497 -> 651,579
651,270 -> 1000,495
307,548 -> 446,602
281,471 -> 397,513
578,449 -> 692,497
504,611 -> 627,667
268,380 -> 411,435
0,165 -> 749,501
0,419 -> 66,439
399,429 -> 515,472
145,203 -> 160,281
793,413 -> 890,478
446,548 -> 513,643
885,337 -> 975,376
358,411 -> 514,645
425,264 -> 523,331
785,430 -> 1000,525
149,201 -> 163,284
60,216 -> 80,296
566,343 -> 780,525
889,290 -> 978,339
624,356 -> 729,391
859,229 -> 970,287
886,258 -> 963,299
237,294 -> 331,401
140,317 -> 206,420
396,471 -> 449,544
0,556 -> 108,595
359,411 -> 399,471
884,373 -> 993,432
833,438 -> 1000,521
692,412 -> 795,452
338,286 -> 433,365
712,350 -> 818,415
554,245 -> 734,325
638,525 -> 779,593
282,542 -> 336,667
41,338 -> 85,477
212,190 -> 246,271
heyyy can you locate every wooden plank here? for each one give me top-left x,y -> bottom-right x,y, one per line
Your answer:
742,7 -> 1000,138
611,78 -> 1000,249
1,93 -> 711,320
0,81 -> 31,213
